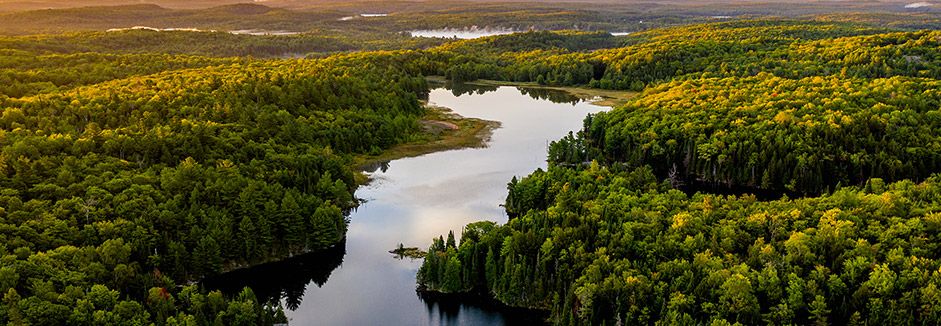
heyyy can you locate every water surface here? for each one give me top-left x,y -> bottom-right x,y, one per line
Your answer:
208,85 -> 607,325
408,27 -> 519,39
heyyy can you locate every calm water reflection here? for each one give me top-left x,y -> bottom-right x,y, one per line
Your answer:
202,241 -> 346,311
408,28 -> 519,39
208,85 -> 607,325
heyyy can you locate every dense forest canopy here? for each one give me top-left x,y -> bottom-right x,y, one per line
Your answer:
418,19 -> 941,326
422,166 -> 941,324
3,1 -> 941,324
422,22 -> 941,194
0,41 -> 431,322
0,29 -> 445,57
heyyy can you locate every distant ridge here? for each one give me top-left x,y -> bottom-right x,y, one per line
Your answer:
0,2 -> 334,35
0,1 -> 255,12
205,3 -> 278,15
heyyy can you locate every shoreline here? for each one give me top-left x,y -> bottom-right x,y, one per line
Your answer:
424,75 -> 637,107
352,104 -> 500,186
205,103 -> 499,279
205,102 -> 499,281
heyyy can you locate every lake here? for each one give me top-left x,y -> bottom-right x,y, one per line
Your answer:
408,28 -> 519,39
204,84 -> 608,325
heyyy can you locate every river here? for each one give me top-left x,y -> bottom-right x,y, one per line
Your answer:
205,84 -> 608,325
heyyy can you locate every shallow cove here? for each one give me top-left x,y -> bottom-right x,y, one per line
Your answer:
204,85 -> 608,324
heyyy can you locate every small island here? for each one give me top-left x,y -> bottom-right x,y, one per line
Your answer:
390,243 -> 426,259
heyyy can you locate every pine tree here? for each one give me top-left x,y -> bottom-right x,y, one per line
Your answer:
280,191 -> 305,250
446,230 -> 457,249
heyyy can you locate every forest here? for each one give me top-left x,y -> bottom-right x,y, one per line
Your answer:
2,1 -> 941,324
428,22 -> 941,194
421,166 -> 941,324
0,34 -> 432,322
419,20 -> 941,325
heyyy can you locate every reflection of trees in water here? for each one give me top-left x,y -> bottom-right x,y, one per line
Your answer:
436,82 -> 584,105
417,290 -> 549,325
361,160 -> 391,173
202,239 -> 346,310
517,87 -> 582,105
421,292 -> 462,325
445,82 -> 499,97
